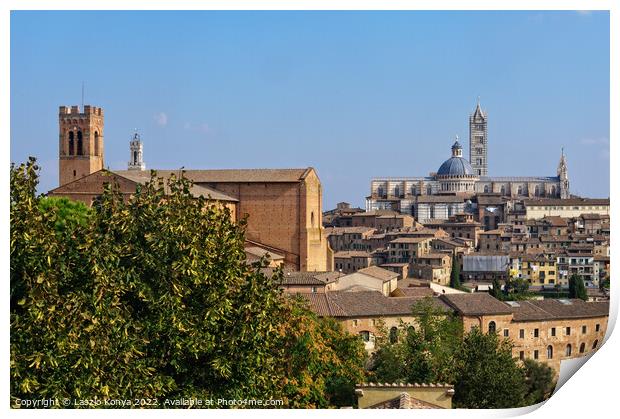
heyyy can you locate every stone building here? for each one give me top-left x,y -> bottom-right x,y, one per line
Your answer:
366,102 -> 570,222
48,105 -> 332,272
302,291 -> 608,374
441,293 -> 609,373
58,105 -> 104,186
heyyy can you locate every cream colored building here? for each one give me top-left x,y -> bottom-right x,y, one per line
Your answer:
524,198 -> 610,220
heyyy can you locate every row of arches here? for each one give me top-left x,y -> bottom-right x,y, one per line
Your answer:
67,131 -> 99,156
377,185 -> 433,197
482,184 -> 557,197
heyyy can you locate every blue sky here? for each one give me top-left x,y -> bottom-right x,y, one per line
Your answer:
10,11 -> 610,209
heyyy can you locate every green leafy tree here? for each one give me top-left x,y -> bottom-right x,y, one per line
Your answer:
11,158 -> 364,408
452,327 -> 528,409
523,359 -> 556,405
370,297 -> 463,385
568,274 -> 588,301
276,296 -> 366,408
450,257 -> 461,289
38,196 -> 91,234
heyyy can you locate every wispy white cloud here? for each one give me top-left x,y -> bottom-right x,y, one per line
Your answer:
154,112 -> 168,127
576,10 -> 593,16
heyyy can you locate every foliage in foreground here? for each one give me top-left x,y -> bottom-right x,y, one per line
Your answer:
10,157 -> 366,408
369,297 -> 556,409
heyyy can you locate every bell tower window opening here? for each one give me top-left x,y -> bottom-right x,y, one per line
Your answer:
94,131 -> 99,156
68,131 -> 74,156
77,131 -> 83,156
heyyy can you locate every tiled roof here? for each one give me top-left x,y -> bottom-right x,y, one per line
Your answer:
357,266 -> 399,281
511,299 -> 609,321
114,167 -> 312,184
325,226 -> 376,235
113,170 -> 238,202
390,237 -> 430,244
440,293 -> 513,315
244,246 -> 284,260
524,198 -> 609,206
301,291 -> 450,317
279,271 -> 342,286
541,216 -> 568,227
334,251 -> 373,258
395,287 -> 436,297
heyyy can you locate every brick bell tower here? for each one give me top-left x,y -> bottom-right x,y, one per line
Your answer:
58,105 -> 104,186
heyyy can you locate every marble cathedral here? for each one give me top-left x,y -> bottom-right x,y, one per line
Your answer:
366,101 -> 569,221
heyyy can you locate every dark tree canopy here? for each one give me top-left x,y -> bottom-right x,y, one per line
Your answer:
10,158 -> 366,408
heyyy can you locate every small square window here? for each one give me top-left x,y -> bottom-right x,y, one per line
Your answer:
582,325 -> 587,334
596,324 -> 601,332
519,329 -> 525,339
519,351 -> 525,360
551,327 -> 556,337
566,327 -> 571,336
534,350 -> 539,360
504,329 -> 509,337
352,319 -> 358,327
534,329 -> 539,338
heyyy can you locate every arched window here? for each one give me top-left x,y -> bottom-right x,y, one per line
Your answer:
551,185 -> 556,196
377,186 -> 384,197
311,211 -> 315,227
579,342 -> 586,354
535,186 -> 540,196
500,185 -> 506,195
488,321 -> 496,334
592,340 -> 599,349
94,131 -> 99,156
411,186 -> 417,196
518,185 -> 523,195
77,131 -> 83,155
407,325 -> 415,336
566,344 -> 572,356
389,327 -> 398,344
427,185 -> 432,195
68,131 -> 74,155
547,345 -> 553,359
484,185 -> 489,193
394,186 -> 400,197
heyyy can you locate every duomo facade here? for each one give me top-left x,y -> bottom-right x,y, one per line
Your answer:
366,101 -> 570,221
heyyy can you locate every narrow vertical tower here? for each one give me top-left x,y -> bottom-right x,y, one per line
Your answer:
58,105 -> 104,186
557,148 -> 570,199
469,98 -> 488,176
128,131 -> 146,170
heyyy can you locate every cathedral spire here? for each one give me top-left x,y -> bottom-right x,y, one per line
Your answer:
557,147 -> 570,199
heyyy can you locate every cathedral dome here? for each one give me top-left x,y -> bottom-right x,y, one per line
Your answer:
436,138 -> 475,177
437,157 -> 474,176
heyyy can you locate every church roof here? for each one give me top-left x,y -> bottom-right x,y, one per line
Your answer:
113,170 -> 238,202
436,157 -> 474,176
114,168 -> 314,183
